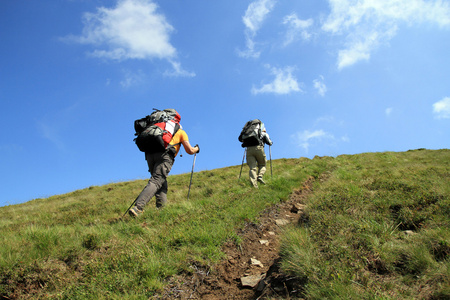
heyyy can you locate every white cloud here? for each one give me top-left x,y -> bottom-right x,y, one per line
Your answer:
67,0 -> 193,76
37,121 -> 66,151
237,39 -> 260,59
164,60 -> 196,77
76,0 -> 175,59
239,0 -> 277,58
385,107 -> 393,116
322,0 -> 450,69
336,29 -> 396,69
282,13 -> 313,46
292,129 -> 334,152
251,65 -> 302,95
313,75 -> 327,97
243,0 -> 277,33
293,116 -> 349,152
315,116 -> 335,124
433,97 -> 450,119
120,69 -> 145,88
36,103 -> 81,152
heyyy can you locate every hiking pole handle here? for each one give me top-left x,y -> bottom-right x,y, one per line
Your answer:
187,153 -> 197,200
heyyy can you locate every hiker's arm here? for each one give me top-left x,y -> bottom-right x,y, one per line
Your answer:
182,140 -> 199,155
262,132 -> 273,146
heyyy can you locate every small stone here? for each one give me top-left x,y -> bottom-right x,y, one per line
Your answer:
241,274 -> 265,288
291,203 -> 306,213
250,258 -> 264,267
275,218 -> 290,226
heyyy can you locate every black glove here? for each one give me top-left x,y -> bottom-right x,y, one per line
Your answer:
194,144 -> 200,154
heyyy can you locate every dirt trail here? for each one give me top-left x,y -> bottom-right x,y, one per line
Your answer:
158,176 -> 318,299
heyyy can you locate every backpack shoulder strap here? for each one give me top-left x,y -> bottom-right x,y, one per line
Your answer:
167,123 -> 181,146
165,125 -> 182,156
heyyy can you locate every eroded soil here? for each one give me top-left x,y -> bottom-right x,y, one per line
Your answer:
157,176 -> 318,299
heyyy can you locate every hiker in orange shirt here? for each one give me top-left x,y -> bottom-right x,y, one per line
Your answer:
130,115 -> 199,217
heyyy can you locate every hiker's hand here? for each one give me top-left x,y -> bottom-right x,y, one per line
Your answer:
195,144 -> 200,154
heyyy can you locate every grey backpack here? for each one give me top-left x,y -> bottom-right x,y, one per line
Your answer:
134,109 -> 181,153
238,119 -> 264,148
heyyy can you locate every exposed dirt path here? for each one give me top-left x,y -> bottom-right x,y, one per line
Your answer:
157,176 -> 320,299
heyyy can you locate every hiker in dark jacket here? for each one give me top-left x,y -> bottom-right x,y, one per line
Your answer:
129,125 -> 199,217
247,127 -> 272,188
240,120 -> 273,188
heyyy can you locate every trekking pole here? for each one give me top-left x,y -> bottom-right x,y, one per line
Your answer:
187,153 -> 197,200
269,145 -> 273,178
238,148 -> 246,180
121,196 -> 138,219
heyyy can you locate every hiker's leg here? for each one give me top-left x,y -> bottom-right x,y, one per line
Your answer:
135,153 -> 173,210
155,180 -> 168,208
255,146 -> 267,179
246,146 -> 258,187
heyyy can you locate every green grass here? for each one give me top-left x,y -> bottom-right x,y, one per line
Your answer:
1,149 -> 449,299
280,149 -> 450,299
0,157 -> 318,299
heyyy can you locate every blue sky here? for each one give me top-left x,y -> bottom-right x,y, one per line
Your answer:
1,0 -> 449,207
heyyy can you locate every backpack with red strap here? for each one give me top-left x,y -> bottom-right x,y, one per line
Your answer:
134,108 -> 181,153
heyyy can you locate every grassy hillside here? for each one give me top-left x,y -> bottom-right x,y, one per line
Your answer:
280,149 -> 449,299
0,149 -> 449,299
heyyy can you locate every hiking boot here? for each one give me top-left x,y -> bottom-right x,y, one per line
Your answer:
129,207 -> 143,218
257,177 -> 266,185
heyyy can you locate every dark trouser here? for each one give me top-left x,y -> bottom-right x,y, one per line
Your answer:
135,151 -> 174,210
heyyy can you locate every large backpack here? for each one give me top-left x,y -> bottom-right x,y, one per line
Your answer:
134,109 -> 181,153
238,119 -> 264,147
